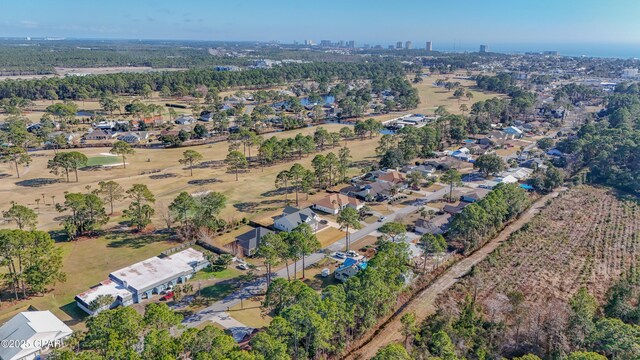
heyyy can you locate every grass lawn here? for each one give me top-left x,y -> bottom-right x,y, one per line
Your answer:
85,155 -> 122,167
200,280 -> 243,302
316,227 -> 345,248
0,233 -> 177,328
191,267 -> 243,282
229,298 -> 272,328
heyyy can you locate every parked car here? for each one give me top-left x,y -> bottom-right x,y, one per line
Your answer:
346,250 -> 358,258
237,263 -> 249,270
378,216 -> 387,222
161,291 -> 174,301
335,252 -> 346,259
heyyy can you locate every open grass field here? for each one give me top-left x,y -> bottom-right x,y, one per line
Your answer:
443,185 -> 640,318
85,155 -> 123,167
0,233 -> 177,328
0,124 -> 380,232
316,226 -> 345,248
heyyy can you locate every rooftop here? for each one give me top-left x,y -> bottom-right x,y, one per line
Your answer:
109,248 -> 205,291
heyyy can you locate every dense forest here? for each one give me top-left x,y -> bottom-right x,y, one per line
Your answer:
0,61 -> 409,100
557,82 -> 640,194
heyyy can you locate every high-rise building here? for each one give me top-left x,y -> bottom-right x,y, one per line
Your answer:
389,45 -> 396,49
304,40 -> 314,46
426,41 -> 433,52
320,40 -> 332,47
405,41 -> 413,50
339,40 -> 345,47
479,44 -> 488,53
346,40 -> 356,48
396,41 -> 403,49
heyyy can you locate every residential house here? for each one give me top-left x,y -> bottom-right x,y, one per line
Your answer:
234,227 -> 274,256
0,311 -> 73,360
354,182 -> 393,202
402,164 -> 436,178
312,193 -> 363,215
273,206 -> 319,232
450,147 -> 472,161
520,158 -> 548,171
443,202 -> 469,215
494,175 -> 519,184
84,129 -> 117,142
139,115 -> 165,128
500,167 -> 534,181
376,170 -> 406,185
76,248 -> 209,314
415,213 -> 452,235
478,130 -> 514,146
461,188 -> 491,203
117,131 -> 150,144
334,258 -> 368,282
503,126 -> 524,138
199,112 -> 215,122
175,115 -> 195,125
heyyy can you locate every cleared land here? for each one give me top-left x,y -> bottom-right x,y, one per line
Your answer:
447,186 -> 640,305
0,124 -> 380,231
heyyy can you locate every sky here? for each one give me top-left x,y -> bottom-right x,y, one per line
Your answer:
1,0 -> 640,48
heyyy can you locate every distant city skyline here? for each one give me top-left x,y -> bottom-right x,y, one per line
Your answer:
2,0 -> 640,46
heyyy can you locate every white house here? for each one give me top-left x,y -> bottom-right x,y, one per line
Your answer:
273,207 -> 319,232
0,311 -> 72,360
76,248 -> 209,314
503,126 -> 524,137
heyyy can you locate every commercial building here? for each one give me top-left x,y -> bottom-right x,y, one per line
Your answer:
396,41 -> 403,49
405,41 -> 413,50
479,44 -> 488,53
426,41 -> 433,52
0,311 -> 72,360
75,248 -> 209,315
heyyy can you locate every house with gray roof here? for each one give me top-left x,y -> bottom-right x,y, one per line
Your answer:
235,227 -> 274,256
273,207 -> 319,232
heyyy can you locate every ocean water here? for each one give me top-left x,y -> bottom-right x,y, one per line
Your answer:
441,43 -> 640,59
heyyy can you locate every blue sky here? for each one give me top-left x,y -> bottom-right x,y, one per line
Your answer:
1,0 -> 639,46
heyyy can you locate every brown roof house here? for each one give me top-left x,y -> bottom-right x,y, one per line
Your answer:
312,193 -> 363,215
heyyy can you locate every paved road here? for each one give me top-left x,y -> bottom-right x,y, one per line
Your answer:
344,188 -> 566,359
182,186 -> 450,328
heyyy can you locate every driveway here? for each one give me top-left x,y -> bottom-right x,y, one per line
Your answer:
181,186 -> 450,329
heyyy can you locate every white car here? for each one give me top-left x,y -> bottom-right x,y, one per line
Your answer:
334,252 -> 347,259
346,250 -> 358,258
237,263 -> 249,270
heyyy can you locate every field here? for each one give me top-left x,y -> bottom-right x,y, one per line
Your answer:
0,124 -> 380,232
372,71 -> 504,123
444,185 -> 640,313
85,155 -> 123,167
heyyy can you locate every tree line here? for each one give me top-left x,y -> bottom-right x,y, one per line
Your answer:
392,280 -> 640,359
556,83 -> 640,194
0,61 -> 407,100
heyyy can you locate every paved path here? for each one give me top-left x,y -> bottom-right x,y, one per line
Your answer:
344,188 -> 566,359
182,186 -> 450,328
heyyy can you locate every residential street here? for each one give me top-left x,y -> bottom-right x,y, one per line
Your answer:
182,186 -> 450,328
